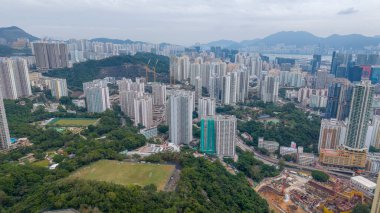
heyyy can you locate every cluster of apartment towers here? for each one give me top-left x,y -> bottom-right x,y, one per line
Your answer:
80,54 -> 273,158
0,57 -> 68,150
81,75 -> 238,158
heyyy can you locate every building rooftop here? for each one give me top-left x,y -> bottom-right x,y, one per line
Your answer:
351,176 -> 376,189
299,153 -> 315,158
265,140 -> 279,146
43,209 -> 79,213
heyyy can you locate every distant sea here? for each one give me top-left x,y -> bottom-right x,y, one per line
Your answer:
263,53 -> 332,62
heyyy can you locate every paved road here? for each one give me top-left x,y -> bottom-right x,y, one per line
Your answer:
236,137 -> 353,179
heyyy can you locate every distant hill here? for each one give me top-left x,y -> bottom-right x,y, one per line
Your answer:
91,38 -> 147,44
324,34 -> 380,49
204,40 -> 239,48
258,31 -> 321,46
0,26 -> 39,44
205,31 -> 380,50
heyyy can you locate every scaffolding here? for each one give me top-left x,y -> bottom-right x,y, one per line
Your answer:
200,118 -> 216,154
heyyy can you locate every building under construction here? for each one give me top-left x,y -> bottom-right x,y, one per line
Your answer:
257,170 -> 372,213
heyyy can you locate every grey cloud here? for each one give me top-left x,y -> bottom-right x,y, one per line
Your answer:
337,7 -> 358,15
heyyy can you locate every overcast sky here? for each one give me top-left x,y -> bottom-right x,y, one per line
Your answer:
1,0 -> 380,45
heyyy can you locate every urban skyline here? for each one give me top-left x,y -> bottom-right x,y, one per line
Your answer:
1,3 -> 380,210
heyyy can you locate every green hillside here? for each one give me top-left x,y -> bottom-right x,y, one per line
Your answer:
44,52 -> 170,90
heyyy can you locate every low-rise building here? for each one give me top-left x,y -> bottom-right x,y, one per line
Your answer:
285,89 -> 298,100
139,127 -> 158,139
319,146 -> 367,168
258,137 -> 279,153
350,176 -> 376,196
298,153 -> 315,166
280,146 -> 297,156
72,99 -> 86,108
241,132 -> 253,142
367,153 -> 380,174
123,143 -> 180,157
43,209 -> 79,213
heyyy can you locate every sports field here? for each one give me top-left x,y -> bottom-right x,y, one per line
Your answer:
48,118 -> 99,127
70,160 -> 175,190
32,159 -> 49,167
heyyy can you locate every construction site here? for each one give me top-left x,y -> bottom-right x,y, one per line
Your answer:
256,170 -> 373,213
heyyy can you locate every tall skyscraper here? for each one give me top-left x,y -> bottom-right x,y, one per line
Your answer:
117,78 -> 133,92
118,78 -> 145,119
151,83 -> 166,106
229,71 -> 238,105
0,58 -> 32,100
221,74 -> 231,105
0,92 -> 11,150
345,80 -> 374,149
370,115 -> 380,149
32,42 -> 69,69
215,115 -> 236,158
253,56 -> 262,78
47,78 -> 68,99
237,67 -> 249,103
189,63 -> 201,86
169,56 -> 190,82
311,54 -> 322,74
325,78 -> 352,121
167,90 -> 194,145
261,71 -> 279,103
200,115 -> 236,158
83,80 -> 111,113
372,172 -> 380,213
194,76 -> 202,102
208,76 -> 216,99
318,119 -> 347,151
198,97 -> 216,119
117,78 -> 144,94
370,66 -> 380,84
120,91 -> 140,118
330,52 -> 352,77
133,94 -> 153,128
315,70 -> 334,89
348,65 -> 363,82
200,116 -> 216,154
201,62 -> 212,88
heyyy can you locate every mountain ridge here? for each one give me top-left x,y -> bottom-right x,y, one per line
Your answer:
0,26 -> 39,44
1,26 -> 379,50
204,31 -> 380,49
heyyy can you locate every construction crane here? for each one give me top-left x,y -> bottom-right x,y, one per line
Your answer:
152,59 -> 158,82
145,59 -> 159,82
145,59 -> 151,82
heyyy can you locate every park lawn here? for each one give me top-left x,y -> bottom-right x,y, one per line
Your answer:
49,118 -> 99,127
69,160 -> 175,190
32,159 -> 50,167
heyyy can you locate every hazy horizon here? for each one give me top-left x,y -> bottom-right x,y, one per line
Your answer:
1,0 -> 380,45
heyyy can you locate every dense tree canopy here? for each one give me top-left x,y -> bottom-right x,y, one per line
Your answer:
351,204 -> 370,213
2,152 -> 269,213
1,99 -> 269,212
311,170 -> 329,182
233,151 -> 279,182
157,124 -> 169,134
237,102 -> 321,152
0,44 -> 31,57
44,52 -> 169,90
